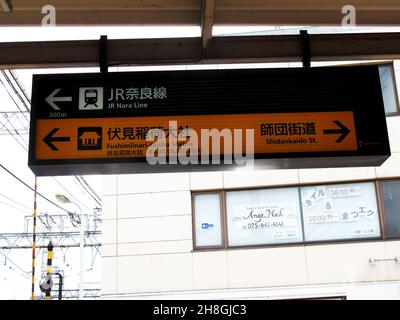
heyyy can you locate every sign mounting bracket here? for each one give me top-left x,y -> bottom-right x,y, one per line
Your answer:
99,35 -> 108,74
300,30 -> 311,68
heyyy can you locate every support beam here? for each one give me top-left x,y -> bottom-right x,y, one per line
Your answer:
201,0 -> 215,57
1,33 -> 400,69
0,231 -> 101,249
1,0 -> 400,26
214,9 -> 400,26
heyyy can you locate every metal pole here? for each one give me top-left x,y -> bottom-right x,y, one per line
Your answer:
45,241 -> 54,300
31,176 -> 37,300
79,213 -> 84,300
54,272 -> 63,300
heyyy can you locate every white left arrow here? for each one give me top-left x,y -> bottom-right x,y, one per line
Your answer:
45,88 -> 72,110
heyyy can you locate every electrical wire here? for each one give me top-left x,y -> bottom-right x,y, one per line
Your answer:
0,120 -> 28,151
1,70 -> 30,114
0,66 -> 103,294
0,76 -> 29,134
80,176 -> 102,204
72,177 -> 100,209
52,177 -> 92,212
0,163 -> 70,214
1,112 -> 29,138
0,111 -> 29,114
1,70 -> 102,211
0,81 -> 29,150
0,192 -> 32,211
0,119 -> 97,211
1,271 -> 32,282
8,70 -> 31,108
75,176 -> 101,207
0,251 -> 31,280
0,199 -> 32,215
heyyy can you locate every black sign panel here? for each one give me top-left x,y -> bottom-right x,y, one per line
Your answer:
29,65 -> 390,176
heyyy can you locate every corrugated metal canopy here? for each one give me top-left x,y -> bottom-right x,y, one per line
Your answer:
0,0 -> 400,26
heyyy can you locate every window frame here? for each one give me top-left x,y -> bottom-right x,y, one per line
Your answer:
299,181 -> 382,243
337,61 -> 400,116
381,62 -> 400,117
192,191 -> 226,250
224,186 -> 305,247
377,178 -> 400,240
191,178 -> 400,251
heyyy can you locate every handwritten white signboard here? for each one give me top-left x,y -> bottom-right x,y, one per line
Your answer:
301,182 -> 380,241
226,187 -> 303,246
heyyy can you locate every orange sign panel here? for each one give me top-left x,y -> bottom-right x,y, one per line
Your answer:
35,111 -> 357,160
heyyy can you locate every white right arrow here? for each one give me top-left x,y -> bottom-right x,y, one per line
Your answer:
45,88 -> 72,110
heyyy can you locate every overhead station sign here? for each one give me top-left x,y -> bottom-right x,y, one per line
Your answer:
29,66 -> 390,176
36,111 -> 357,160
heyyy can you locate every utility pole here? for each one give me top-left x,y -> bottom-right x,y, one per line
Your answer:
31,176 -> 37,300
45,241 -> 54,300
55,194 -> 85,300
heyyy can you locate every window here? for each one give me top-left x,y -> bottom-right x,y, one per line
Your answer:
300,182 -> 380,241
382,180 -> 400,238
379,65 -> 399,114
192,180 -> 394,250
193,193 -> 223,248
225,187 -> 303,246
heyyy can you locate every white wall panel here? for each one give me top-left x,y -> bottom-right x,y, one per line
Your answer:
118,240 -> 192,256
102,219 -> 117,245
376,152 -> 400,178
227,247 -> 307,288
386,116 -> 400,153
306,242 -> 389,284
193,251 -> 228,290
384,241 -> 400,280
223,169 -> 299,189
118,191 -> 191,219
117,215 -> 192,243
117,253 -> 193,293
299,167 -> 376,184
102,195 -> 117,220
190,172 -> 223,190
103,175 -> 118,196
101,244 -> 117,258
102,257 -> 117,295
118,173 -> 190,194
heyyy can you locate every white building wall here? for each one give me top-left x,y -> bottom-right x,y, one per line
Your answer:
101,66 -> 400,300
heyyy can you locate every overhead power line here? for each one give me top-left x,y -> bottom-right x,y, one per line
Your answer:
79,176 -> 102,204
0,73 -> 30,147
0,251 -> 31,280
0,69 -> 101,210
9,70 -> 31,107
1,70 -> 30,113
0,199 -> 32,215
0,163 -> 69,214
0,192 -> 32,211
75,176 -> 101,207
52,177 -> 92,212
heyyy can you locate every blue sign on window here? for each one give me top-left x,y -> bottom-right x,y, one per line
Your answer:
202,223 -> 214,229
